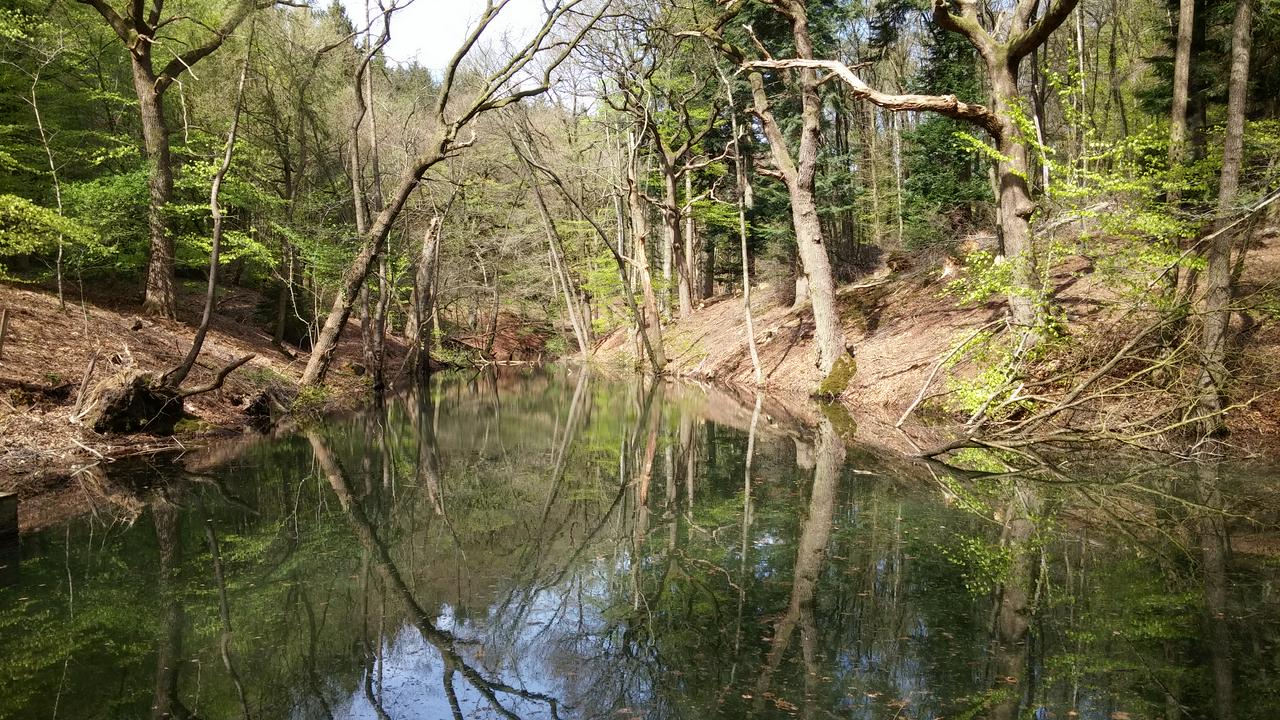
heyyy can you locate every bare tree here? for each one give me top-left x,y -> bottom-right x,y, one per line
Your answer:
163,22 -> 257,389
300,0 -> 604,386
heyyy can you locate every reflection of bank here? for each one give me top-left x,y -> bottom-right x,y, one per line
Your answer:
0,492 -> 16,588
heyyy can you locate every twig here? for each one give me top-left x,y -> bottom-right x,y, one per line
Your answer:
70,438 -> 106,460
0,308 -> 9,361
896,318 -> 1004,427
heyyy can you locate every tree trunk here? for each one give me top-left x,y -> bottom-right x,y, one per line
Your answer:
684,173 -> 698,305
743,1 -> 846,381
990,65 -> 1043,335
301,160 -> 438,386
1198,0 -> 1253,434
628,167 -> 667,372
529,180 -> 591,359
1168,0 -> 1195,183
372,252 -> 389,390
703,239 -> 715,298
411,218 -> 442,373
164,28 -> 254,388
132,61 -> 178,319
663,171 -> 693,318
790,185 -> 845,376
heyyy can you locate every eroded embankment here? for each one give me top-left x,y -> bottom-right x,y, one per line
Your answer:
0,281 -> 403,529
594,244 -> 1280,456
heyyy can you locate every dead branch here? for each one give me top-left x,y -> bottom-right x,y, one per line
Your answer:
897,318 -> 1006,428
176,355 -> 255,400
70,349 -> 101,424
742,58 -> 1003,139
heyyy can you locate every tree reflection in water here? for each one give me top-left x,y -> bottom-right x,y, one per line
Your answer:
1,368 -> 1279,720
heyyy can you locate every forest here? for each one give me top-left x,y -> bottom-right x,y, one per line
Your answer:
3,2 -> 1280,718
0,0 -> 1279,470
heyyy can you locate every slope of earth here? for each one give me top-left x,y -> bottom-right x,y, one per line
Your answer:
0,280 -> 405,529
595,235 -> 1280,456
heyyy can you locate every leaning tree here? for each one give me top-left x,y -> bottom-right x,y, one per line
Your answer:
300,0 -> 604,386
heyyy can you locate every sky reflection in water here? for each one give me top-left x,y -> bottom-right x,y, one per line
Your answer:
1,367 -> 1278,719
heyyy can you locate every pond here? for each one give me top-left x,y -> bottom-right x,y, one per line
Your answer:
1,367 -> 1278,719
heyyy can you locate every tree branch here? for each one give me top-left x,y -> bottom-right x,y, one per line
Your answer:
1008,0 -> 1080,62
176,354 -> 255,399
75,0 -> 135,44
932,0 -> 997,67
154,0 -> 258,93
745,58 -> 1003,139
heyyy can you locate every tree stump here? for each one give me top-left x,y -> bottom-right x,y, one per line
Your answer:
80,369 -> 183,434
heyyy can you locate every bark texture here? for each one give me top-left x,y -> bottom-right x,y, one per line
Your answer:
76,0 -> 264,318
1198,0 -> 1253,434
743,0 -> 846,379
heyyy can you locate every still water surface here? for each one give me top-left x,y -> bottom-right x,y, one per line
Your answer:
2,368 -> 1279,719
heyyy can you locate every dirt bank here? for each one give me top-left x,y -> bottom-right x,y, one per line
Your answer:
595,238 -> 1280,456
0,281 -> 405,529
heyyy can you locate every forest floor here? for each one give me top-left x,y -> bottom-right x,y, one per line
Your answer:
0,279 -> 405,531
596,232 -> 1280,458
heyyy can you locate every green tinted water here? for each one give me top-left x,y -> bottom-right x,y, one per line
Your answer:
1,368 -> 1278,719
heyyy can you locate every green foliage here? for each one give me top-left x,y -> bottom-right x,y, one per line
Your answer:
936,532 -> 1012,596
0,193 -> 103,277
63,168 -> 151,273
898,23 -> 992,248
945,250 -> 1015,305
290,384 -> 330,419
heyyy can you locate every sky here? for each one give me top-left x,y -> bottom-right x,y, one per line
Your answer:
339,0 -> 547,72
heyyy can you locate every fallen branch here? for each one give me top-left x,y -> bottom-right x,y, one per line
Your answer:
176,355 -> 254,399
897,318 -> 1005,428
70,349 -> 100,424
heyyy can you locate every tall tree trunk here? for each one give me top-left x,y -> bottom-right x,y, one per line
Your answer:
133,63 -> 178,319
990,65 -> 1044,335
684,173 -> 698,304
365,47 -> 389,390
411,218 -> 442,373
529,180 -> 591,359
744,2 -> 846,382
1198,0 -> 1253,434
663,170 -> 693,318
78,0 -> 265,319
628,156 -> 667,372
302,157 -> 442,386
790,184 -> 845,376
1168,0 -> 1195,187
372,252 -> 389,390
